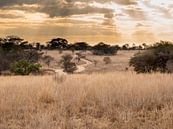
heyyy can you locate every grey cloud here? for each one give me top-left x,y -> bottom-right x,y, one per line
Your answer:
0,0 -> 114,18
124,7 -> 146,20
143,1 -> 173,19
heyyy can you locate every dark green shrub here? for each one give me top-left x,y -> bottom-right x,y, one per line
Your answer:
130,41 -> 173,73
10,60 -> 41,75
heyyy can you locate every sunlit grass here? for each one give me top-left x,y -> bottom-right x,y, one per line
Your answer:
0,72 -> 173,128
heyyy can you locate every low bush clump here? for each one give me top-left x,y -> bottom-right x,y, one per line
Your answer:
103,57 -> 112,64
130,41 -> 173,73
60,54 -> 77,73
10,60 -> 42,75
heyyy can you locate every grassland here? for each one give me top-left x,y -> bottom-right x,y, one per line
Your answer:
1,72 -> 173,129
42,50 -> 138,73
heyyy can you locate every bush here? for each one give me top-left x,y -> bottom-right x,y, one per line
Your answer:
60,54 -> 77,73
130,41 -> 173,73
93,42 -> 118,55
0,36 -> 42,73
10,60 -> 42,75
103,57 -> 111,64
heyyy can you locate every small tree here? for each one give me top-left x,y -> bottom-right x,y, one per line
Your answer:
10,60 -> 42,75
103,57 -> 111,64
60,54 -> 77,73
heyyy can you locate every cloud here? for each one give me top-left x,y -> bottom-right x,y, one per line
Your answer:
0,0 -> 114,18
143,0 -> 173,19
136,23 -> 144,27
132,30 -> 156,42
124,6 -> 146,20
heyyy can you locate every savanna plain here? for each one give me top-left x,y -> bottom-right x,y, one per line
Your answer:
1,51 -> 173,129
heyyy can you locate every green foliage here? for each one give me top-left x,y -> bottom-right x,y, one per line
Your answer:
0,36 -> 42,73
60,54 -> 77,73
10,60 -> 41,75
130,41 -> 173,73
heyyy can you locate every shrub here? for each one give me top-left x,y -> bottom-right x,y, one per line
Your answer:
60,54 -> 77,73
130,41 -> 173,73
10,60 -> 42,75
103,57 -> 111,64
93,42 -> 118,55
0,36 -> 42,73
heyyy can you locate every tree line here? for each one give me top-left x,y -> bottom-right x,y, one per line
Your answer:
0,36 -> 150,53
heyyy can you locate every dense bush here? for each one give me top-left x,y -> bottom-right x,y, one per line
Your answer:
93,42 -> 118,55
10,60 -> 41,75
130,41 -> 173,73
60,54 -> 77,73
0,36 -> 42,73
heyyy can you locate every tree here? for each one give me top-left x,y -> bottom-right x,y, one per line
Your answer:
72,42 -> 91,50
122,44 -> 129,50
60,54 -> 77,73
0,35 -> 31,51
0,36 -> 42,73
93,42 -> 118,55
130,41 -> 173,73
47,38 -> 69,50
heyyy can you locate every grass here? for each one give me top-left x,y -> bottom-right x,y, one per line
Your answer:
42,50 -> 137,73
0,72 -> 173,129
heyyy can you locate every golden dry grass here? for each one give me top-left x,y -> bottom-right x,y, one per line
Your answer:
0,72 -> 173,129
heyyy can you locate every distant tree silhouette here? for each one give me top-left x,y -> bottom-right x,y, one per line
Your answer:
47,38 -> 69,50
0,35 -> 33,50
122,44 -> 129,50
36,43 -> 41,50
93,42 -> 118,55
72,42 -> 91,50
142,43 -> 148,49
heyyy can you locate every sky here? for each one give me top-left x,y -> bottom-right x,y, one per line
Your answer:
0,0 -> 173,44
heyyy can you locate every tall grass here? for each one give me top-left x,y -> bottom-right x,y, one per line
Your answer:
0,72 -> 173,129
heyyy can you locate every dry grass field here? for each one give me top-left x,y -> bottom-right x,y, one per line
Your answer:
42,50 -> 138,73
1,72 -> 173,129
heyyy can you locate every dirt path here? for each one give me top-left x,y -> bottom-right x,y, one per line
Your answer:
75,58 -> 92,73
44,57 -> 93,74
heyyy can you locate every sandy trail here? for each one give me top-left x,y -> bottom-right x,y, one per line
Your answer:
75,58 -> 92,73
44,57 -> 92,74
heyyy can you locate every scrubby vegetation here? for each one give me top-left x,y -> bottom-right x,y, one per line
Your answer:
10,60 -> 41,75
103,57 -> 112,64
93,42 -> 118,55
0,36 -> 42,74
60,54 -> 77,73
130,41 -> 173,73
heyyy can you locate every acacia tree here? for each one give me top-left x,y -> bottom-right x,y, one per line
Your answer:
47,38 -> 69,50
